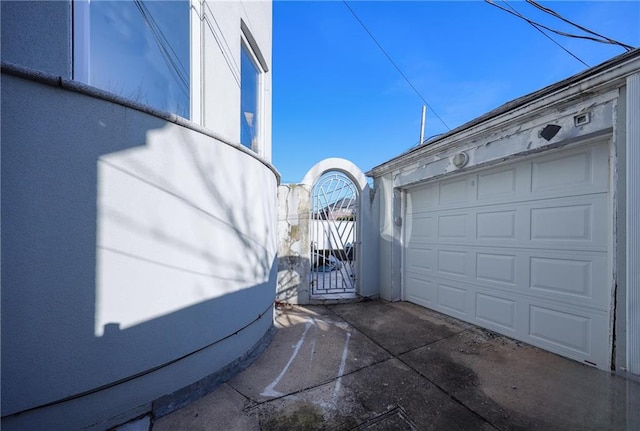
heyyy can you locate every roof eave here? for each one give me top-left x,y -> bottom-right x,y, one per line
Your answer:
367,48 -> 640,178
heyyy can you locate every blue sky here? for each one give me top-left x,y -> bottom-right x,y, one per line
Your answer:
272,1 -> 640,183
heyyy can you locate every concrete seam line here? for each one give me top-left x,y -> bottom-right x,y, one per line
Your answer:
323,305 -> 500,429
1,301 -> 275,419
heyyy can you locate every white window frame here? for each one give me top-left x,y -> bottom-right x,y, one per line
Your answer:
240,19 -> 268,157
72,0 -> 200,123
189,0 -> 203,125
72,0 -> 90,83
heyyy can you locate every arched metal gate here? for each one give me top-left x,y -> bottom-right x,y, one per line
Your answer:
310,171 -> 358,296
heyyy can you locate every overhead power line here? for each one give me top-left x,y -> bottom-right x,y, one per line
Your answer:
500,0 -> 589,68
134,0 -> 189,96
485,0 -> 635,52
203,1 -> 241,87
342,1 -> 451,131
526,0 -> 635,51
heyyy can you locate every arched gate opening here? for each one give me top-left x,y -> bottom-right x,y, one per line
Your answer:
310,171 -> 358,297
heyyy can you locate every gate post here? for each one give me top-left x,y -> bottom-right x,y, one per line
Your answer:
276,184 -> 312,304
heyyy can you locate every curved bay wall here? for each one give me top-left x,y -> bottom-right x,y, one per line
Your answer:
1,71 -> 278,430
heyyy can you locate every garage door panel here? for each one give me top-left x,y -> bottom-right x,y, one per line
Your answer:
439,177 -> 469,205
405,247 -> 434,274
477,167 -> 517,200
438,283 -> 467,315
531,149 -> 594,192
410,241 -> 606,286
403,142 -> 611,369
475,292 -> 517,331
405,214 -> 435,246
412,277 -> 608,365
476,210 -> 517,240
409,145 -> 609,213
530,256 -> 592,297
530,204 -> 593,241
406,277 -> 435,306
416,247 -> 607,309
436,250 -> 468,278
529,305 -> 592,355
527,252 -> 608,306
413,197 -> 607,251
408,184 -> 436,213
476,252 -> 516,285
437,213 -> 469,239
528,195 -> 608,248
530,143 -> 609,194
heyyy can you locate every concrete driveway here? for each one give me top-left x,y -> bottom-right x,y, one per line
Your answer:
153,300 -> 640,430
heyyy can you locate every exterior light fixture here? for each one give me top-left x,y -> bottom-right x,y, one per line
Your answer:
452,152 -> 469,168
539,124 -> 562,141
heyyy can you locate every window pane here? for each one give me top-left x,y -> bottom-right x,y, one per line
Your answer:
241,46 -> 259,148
86,0 -> 190,118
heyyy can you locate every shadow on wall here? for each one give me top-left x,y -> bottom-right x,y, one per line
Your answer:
277,256 -> 311,303
1,72 -> 277,430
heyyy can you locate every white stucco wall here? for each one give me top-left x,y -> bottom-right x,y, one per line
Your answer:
277,184 -> 312,304
200,0 -> 273,160
1,1 -> 72,77
372,175 -> 401,302
1,1 -> 276,429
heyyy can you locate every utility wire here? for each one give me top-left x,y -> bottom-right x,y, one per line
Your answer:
202,14 -> 241,87
342,0 -> 450,131
402,133 -> 444,155
526,0 -> 635,51
485,0 -> 635,51
203,1 -> 241,87
500,0 -> 589,68
134,0 -> 189,95
134,0 -> 189,96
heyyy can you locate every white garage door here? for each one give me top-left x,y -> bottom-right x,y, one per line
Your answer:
404,142 -> 611,368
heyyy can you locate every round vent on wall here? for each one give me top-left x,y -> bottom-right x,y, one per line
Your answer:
452,152 -> 469,168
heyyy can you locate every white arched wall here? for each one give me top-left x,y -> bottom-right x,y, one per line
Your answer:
303,158 -> 379,299
301,158 -> 369,190
277,158 -> 379,304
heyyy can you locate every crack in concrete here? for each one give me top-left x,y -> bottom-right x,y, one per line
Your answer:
322,305 -> 501,430
238,304 -> 501,429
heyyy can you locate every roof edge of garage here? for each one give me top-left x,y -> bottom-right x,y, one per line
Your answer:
367,48 -> 640,178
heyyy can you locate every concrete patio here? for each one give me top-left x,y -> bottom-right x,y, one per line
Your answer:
153,300 -> 640,430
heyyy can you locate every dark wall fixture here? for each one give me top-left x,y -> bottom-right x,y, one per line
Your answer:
539,124 -> 562,141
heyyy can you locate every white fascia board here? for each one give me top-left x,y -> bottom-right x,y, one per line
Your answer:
392,90 -> 616,189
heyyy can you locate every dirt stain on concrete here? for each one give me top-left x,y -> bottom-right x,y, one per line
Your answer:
259,401 -> 359,431
417,349 -> 538,431
260,402 -> 325,431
